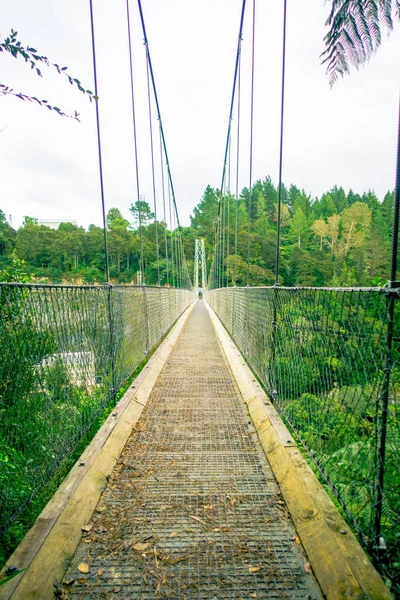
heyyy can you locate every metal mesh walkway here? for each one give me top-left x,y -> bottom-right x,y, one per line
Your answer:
62,301 -> 321,599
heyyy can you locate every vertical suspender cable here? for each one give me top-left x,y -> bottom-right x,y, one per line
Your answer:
216,0 -> 246,290
222,184 -> 226,287
220,0 -> 246,196
168,180 -> 176,288
145,53 -> 160,286
374,99 -> 400,556
227,135 -> 231,284
89,0 -> 110,283
389,99 -> 400,287
126,0 -> 145,284
247,0 -> 256,287
234,50 -> 242,287
228,132 -> 232,192
160,127 -> 169,286
175,219 -> 180,288
216,215 -> 220,288
89,0 -> 117,404
179,231 -> 184,288
275,0 -> 287,285
272,0 -> 288,399
137,0 -> 190,290
175,213 -> 181,288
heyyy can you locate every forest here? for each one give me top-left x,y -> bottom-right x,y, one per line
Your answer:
0,177 -> 395,287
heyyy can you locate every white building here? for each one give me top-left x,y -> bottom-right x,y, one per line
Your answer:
38,219 -> 78,230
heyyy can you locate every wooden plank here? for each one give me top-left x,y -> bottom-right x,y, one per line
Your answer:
206,302 -> 393,600
0,302 -> 195,600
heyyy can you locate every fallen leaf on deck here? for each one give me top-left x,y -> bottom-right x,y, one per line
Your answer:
78,563 -> 89,574
168,532 -> 177,538
132,423 -> 145,432
295,537 -> 300,544
133,542 -> 151,552
189,515 -> 207,526
248,566 -> 261,574
165,554 -> 189,564
81,525 -> 92,533
203,505 -> 213,510
304,562 -> 311,574
97,568 -> 104,576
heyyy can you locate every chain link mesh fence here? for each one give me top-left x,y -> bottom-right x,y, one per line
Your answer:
206,286 -> 400,593
0,284 -> 194,548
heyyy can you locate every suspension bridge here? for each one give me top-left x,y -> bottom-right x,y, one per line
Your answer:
0,0 -> 399,598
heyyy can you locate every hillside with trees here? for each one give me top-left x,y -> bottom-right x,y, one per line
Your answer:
0,178 -> 394,286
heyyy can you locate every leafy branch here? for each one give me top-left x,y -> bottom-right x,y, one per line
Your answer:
0,29 -> 98,121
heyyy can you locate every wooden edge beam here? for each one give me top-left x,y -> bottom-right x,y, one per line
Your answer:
205,301 -> 392,600
0,301 -> 196,600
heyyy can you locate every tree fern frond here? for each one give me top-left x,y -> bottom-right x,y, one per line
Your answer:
342,25 -> 366,65
378,0 -> 394,28
365,0 -> 383,46
347,13 -> 368,61
354,11 -> 373,54
323,39 -> 351,85
322,0 -> 399,86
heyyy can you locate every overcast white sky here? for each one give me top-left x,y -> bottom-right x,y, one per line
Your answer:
1,0 -> 399,230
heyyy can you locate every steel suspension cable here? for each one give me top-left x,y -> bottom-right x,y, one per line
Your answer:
168,180 -> 176,288
375,99 -> 400,552
219,0 -> 246,196
137,0 -> 190,289
89,0 -> 110,283
159,126 -> 169,286
222,186 -> 226,288
246,0 -> 256,287
227,135 -> 231,284
145,52 -> 160,286
213,0 -> 246,290
275,0 -> 288,286
226,137 -> 232,270
234,50 -> 242,287
174,212 -> 181,288
126,0 -> 144,284
89,0 -> 117,403
228,133 -> 232,192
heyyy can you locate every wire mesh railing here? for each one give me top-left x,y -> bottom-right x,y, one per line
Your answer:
0,283 -> 194,546
206,285 -> 400,593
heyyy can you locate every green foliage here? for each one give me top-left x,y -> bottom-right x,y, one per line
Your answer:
0,253 -> 30,283
209,176 -> 393,289
0,174 -> 394,287
129,200 -> 155,227
0,29 -> 96,120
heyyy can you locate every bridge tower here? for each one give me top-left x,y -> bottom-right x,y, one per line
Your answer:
194,239 -> 206,295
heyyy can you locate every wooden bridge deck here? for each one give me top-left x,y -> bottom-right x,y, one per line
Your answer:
2,300 -> 391,599
61,301 -> 321,599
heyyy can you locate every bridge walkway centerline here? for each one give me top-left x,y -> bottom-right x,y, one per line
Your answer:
60,300 -> 322,599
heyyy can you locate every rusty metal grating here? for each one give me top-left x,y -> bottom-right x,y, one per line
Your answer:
62,301 -> 321,599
